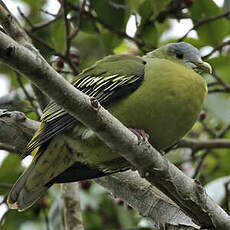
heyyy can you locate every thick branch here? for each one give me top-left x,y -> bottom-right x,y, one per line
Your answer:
62,183 -> 85,230
0,110 -> 39,136
95,171 -> 199,229
0,110 -> 34,154
0,31 -> 229,229
0,1 -> 31,45
0,110 -> 197,228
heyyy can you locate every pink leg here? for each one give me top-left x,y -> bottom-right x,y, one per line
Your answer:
129,128 -> 149,142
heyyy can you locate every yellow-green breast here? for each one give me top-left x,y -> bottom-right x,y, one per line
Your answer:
65,58 -> 207,167
109,58 -> 207,149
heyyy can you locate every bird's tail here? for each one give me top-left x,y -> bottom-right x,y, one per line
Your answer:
7,160 -> 48,211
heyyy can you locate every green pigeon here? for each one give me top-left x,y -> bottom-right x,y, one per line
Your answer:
7,42 -> 211,211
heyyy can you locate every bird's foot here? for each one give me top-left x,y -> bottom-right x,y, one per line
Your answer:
129,128 -> 149,144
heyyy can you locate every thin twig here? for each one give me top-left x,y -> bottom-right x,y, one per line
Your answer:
192,150 -> 210,179
62,0 -> 79,74
178,10 -> 230,41
208,72 -> 230,94
43,209 -> 50,230
207,81 -> 221,87
68,3 -> 149,49
203,40 -> 230,59
200,120 -> 217,137
19,4 -> 62,33
0,183 -> 12,189
213,72 -> 230,90
40,9 -> 60,17
217,124 -> 230,138
63,0 -> 71,56
178,138 -> 230,150
191,116 -> 230,178
26,30 -> 66,58
16,72 -> 41,118
208,88 -> 230,94
18,7 -> 33,28
68,0 -> 86,41
0,142 -> 16,153
32,16 -> 62,32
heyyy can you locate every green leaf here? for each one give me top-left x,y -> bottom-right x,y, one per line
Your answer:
190,0 -> 229,46
204,148 -> 230,181
139,20 -> 169,47
80,16 -> 98,34
116,205 -> 138,228
51,20 -> 65,53
138,0 -> 153,24
113,40 -> 136,54
70,11 -> 97,34
72,31 -> 106,68
126,0 -> 145,11
0,154 -> 22,194
21,0 -> 46,9
21,0 -> 47,25
1,209 -> 38,230
208,56 -> 230,84
138,0 -> 170,22
91,0 -> 129,31
183,38 -> 207,48
0,64 -> 17,87
140,20 -> 158,47
150,0 -> 171,18
33,29 -> 55,58
137,0 -> 170,47
68,0 -> 79,5
101,31 -> 122,54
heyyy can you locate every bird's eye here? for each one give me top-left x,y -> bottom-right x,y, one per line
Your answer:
176,51 -> 184,59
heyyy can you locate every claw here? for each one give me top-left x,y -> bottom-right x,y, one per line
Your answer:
129,128 -> 149,144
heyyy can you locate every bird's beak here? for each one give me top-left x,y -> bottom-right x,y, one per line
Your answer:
195,61 -> 212,74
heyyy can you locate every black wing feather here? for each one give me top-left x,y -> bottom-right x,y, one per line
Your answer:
26,57 -> 145,155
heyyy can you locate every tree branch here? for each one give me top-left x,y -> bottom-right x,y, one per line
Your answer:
0,110 -> 39,136
0,142 -> 17,153
0,0 -> 50,112
178,138 -> 230,150
0,110 -> 35,155
68,3 -> 149,49
178,11 -> 230,42
0,110 -> 198,228
203,40 -> 230,59
0,28 -> 229,229
95,171 -> 199,229
62,183 -> 85,230
0,1 -> 32,46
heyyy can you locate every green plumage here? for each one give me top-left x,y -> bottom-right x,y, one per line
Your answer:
7,42 -> 211,211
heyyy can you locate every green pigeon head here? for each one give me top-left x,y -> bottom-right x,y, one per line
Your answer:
148,42 -> 212,75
